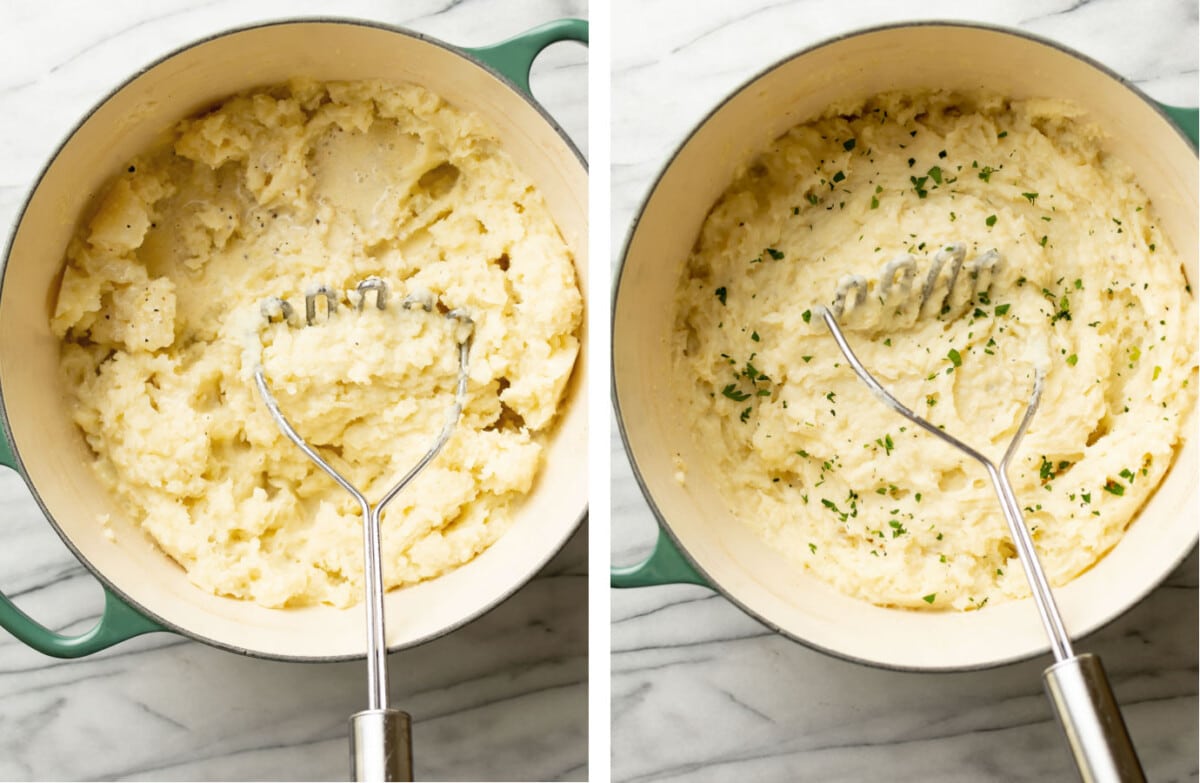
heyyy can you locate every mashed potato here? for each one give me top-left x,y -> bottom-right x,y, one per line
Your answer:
674,90 -> 1196,611
53,79 -> 581,608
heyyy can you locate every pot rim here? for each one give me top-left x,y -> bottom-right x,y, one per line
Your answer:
611,18 -> 1198,673
0,16 -> 588,662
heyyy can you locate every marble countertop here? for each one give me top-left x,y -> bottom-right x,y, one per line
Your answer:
610,1 -> 1198,781
0,1 -> 586,781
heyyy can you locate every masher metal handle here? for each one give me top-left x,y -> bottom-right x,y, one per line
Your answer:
820,308 -> 1145,783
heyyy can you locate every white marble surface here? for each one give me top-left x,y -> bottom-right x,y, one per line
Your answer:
611,1 -> 1198,781
0,1 -> 587,781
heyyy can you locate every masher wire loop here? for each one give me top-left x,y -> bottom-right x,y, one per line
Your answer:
817,306 -> 1071,660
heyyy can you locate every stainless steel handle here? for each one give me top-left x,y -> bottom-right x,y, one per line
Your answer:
350,709 -> 413,782
1043,654 -> 1145,783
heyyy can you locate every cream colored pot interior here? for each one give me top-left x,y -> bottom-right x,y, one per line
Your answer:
615,24 -> 1197,669
2,22 -> 587,659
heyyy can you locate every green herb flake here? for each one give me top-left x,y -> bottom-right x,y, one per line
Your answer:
802,309 -> 812,324
938,149 -> 947,159
995,303 -> 1011,316
978,166 -> 994,183
1153,365 -> 1162,380
870,195 -> 880,209
808,542 -> 818,554
722,384 -> 751,402
751,331 -> 760,342
1021,192 -> 1038,204
922,593 -> 937,604
947,348 -> 963,367
843,138 -> 856,152
928,166 -> 943,185
997,130 -> 1008,138
1066,354 -> 1078,366
1040,235 -> 1049,247
766,247 -> 785,260
806,193 -> 819,205
1103,479 -> 1125,496
715,286 -> 727,305
801,355 -> 814,363
832,170 -> 846,183
985,214 -> 997,227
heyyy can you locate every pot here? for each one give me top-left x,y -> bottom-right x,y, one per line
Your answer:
0,17 -> 588,661
612,22 -> 1197,671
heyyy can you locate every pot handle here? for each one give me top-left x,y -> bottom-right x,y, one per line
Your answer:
611,526 -> 710,588
0,430 -> 166,658
464,18 -> 588,98
1158,102 -> 1199,146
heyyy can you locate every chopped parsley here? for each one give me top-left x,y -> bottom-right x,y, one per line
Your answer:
947,348 -> 963,368
802,309 -> 812,324
722,384 -> 751,402
715,286 -> 727,305
832,170 -> 846,183
978,166 -> 995,182
995,303 -> 1011,316
985,214 -> 997,227
922,593 -> 937,604
843,138 -> 856,151
1021,192 -> 1038,204
1103,479 -> 1125,496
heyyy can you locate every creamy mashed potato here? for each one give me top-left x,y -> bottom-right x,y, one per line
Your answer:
674,90 -> 1196,611
53,79 -> 581,608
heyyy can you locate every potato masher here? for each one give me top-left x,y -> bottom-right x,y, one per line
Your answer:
815,243 -> 1144,783
254,277 -> 474,782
